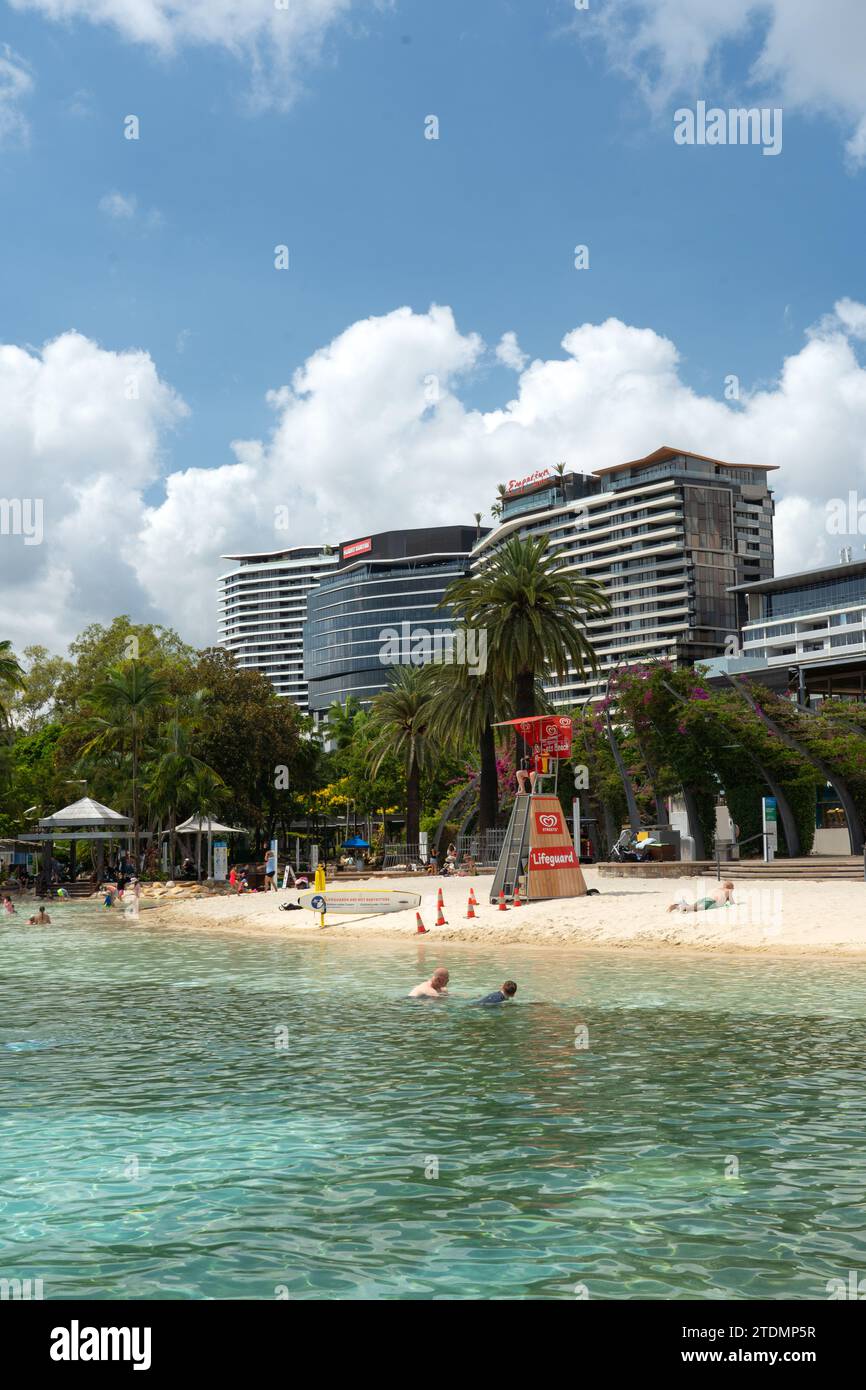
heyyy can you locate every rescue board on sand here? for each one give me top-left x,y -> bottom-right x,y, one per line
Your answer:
297,889 -> 422,915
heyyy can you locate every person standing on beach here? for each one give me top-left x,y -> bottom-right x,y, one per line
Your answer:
264,848 -> 277,892
409,968 -> 450,998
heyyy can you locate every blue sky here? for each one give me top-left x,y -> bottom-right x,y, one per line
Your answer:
3,0 -> 866,649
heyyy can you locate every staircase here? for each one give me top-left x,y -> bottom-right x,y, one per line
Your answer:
489,796 -> 532,902
599,857 -> 865,883
726,857 -> 864,882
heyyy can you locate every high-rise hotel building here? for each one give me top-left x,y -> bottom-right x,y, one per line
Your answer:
217,545 -> 339,708
473,446 -> 776,706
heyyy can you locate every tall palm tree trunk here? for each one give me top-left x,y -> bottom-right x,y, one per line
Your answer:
406,757 -> 421,846
478,719 -> 498,835
515,670 -> 536,717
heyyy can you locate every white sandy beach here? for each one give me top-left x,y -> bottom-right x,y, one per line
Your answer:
140,869 -> 866,956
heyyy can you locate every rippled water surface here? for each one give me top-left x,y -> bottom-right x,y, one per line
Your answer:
2,905 -> 866,1299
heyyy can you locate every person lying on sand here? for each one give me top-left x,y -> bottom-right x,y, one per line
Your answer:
409,968 -> 449,998
668,881 -> 735,913
472,980 -> 517,1005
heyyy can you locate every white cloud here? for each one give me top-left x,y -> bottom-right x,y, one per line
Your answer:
11,0 -> 359,109
0,44 -> 34,147
495,331 -> 528,372
98,191 -> 137,219
5,302 -> 866,656
586,0 -> 866,168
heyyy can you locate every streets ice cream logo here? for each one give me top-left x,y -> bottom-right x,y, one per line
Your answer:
535,812 -> 561,835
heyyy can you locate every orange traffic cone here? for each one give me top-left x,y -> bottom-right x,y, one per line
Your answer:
466,896 -> 476,919
468,886 -> 478,907
415,912 -> 428,934
436,887 -> 445,911
513,885 -> 522,908
498,889 -> 508,912
436,903 -> 447,926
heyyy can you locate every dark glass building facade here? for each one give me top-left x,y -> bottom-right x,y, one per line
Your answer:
303,526 -> 482,713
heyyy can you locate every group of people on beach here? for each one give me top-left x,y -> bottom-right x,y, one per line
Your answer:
409,968 -> 517,1005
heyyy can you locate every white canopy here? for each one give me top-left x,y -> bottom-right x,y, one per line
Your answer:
38,797 -> 132,828
175,815 -> 243,836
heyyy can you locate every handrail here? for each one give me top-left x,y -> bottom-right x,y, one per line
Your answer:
715,829 -> 767,882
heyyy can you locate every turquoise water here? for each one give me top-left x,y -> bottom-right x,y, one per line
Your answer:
2,905 -> 866,1300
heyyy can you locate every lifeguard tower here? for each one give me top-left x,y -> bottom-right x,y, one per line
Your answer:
490,715 -> 587,903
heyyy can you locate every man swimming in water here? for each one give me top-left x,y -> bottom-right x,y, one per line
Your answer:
29,907 -> 51,924
409,968 -> 449,998
473,980 -> 517,1005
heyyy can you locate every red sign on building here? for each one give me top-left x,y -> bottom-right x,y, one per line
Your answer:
343,537 -> 372,559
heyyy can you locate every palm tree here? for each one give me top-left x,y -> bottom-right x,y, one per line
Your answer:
0,641 -> 24,723
80,661 -> 169,858
326,696 -> 361,751
443,534 -> 610,716
181,764 -> 228,881
147,691 -> 219,874
425,657 -> 503,836
366,666 -> 434,846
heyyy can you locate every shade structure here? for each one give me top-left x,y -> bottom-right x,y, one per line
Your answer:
343,836 -> 370,848
492,716 -> 573,757
36,797 -> 131,829
174,815 -> 243,836
174,814 -> 245,882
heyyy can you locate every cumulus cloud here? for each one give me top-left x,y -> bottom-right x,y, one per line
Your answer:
0,44 -> 34,146
585,0 -> 866,168
4,303 -> 866,656
98,191 -> 137,219
10,0 -> 358,109
495,331 -> 528,372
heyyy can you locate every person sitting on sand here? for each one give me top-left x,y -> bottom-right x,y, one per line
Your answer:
668,881 -> 735,913
472,980 -> 517,1005
29,907 -> 51,924
409,968 -> 450,999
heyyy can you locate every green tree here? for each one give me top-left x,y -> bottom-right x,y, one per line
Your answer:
191,648 -> 306,853
8,645 -> 68,732
366,666 -> 435,845
147,690 -> 220,873
443,534 -> 610,716
79,661 -> 170,855
0,640 -> 25,722
425,657 -> 503,836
